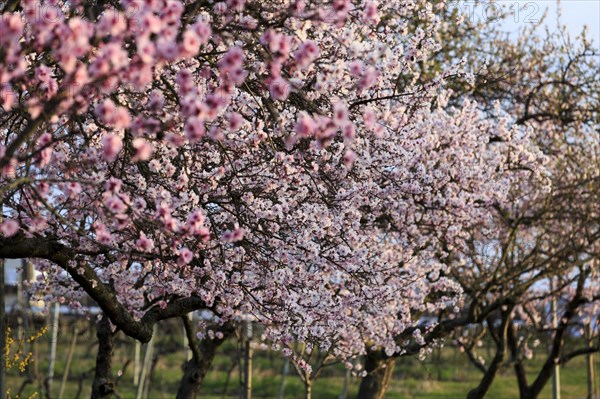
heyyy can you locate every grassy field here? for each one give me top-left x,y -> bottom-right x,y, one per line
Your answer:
6,319 -> 599,398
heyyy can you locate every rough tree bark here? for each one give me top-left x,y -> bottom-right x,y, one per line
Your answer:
91,315 -> 115,399
176,318 -> 234,399
506,272 -> 589,399
354,298 -> 514,399
355,349 -> 397,399
0,234 -> 209,343
507,322 -> 530,398
521,284 -> 584,399
466,309 -> 513,399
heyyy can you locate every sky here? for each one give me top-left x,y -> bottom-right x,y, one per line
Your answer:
526,0 -> 599,44
452,0 -> 600,46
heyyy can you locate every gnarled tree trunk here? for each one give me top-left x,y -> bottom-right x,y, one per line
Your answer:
176,318 -> 234,399
91,315 -> 115,399
467,309 -> 513,399
356,349 -> 397,399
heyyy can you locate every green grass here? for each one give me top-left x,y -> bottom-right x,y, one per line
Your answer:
6,322 -> 599,399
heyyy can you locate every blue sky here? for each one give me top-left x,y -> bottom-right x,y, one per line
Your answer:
451,1 -> 600,46
525,0 -> 599,44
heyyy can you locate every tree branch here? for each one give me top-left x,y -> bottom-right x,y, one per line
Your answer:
0,234 -> 209,342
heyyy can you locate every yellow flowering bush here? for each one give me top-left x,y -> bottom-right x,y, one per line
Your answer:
5,324 -> 47,399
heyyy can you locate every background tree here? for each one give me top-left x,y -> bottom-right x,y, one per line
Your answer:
355,3 -> 599,398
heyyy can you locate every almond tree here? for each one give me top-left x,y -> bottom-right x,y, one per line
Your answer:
0,1 -> 540,397
355,4 -> 600,398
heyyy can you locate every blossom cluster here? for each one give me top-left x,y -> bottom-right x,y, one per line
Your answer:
0,0 -> 548,360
